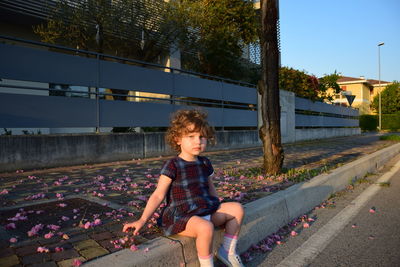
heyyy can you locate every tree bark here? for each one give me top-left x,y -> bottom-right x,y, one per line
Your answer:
259,0 -> 284,174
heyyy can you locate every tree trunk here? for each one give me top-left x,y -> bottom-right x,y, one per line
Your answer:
259,0 -> 284,174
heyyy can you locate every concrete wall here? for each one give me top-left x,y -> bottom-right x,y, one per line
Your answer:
0,131 -> 262,172
295,127 -> 361,142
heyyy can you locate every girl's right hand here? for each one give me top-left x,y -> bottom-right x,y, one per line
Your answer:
122,219 -> 145,235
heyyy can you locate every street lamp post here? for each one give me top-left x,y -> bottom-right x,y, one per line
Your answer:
378,42 -> 384,131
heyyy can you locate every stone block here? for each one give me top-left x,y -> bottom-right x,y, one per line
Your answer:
57,256 -> 86,267
51,249 -> 80,261
15,245 -> 39,256
73,239 -> 99,251
79,247 -> 109,260
90,232 -> 113,241
0,255 -> 20,267
21,253 -> 51,265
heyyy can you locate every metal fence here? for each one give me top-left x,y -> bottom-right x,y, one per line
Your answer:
0,35 -> 359,133
0,36 -> 258,130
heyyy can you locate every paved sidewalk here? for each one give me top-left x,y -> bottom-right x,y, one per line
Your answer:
0,133 -> 396,267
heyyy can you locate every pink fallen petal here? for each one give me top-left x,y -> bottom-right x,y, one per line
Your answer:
61,216 -> 70,221
58,203 -> 67,208
62,234 -> 70,240
5,223 -> 16,230
37,246 -> 50,253
144,247 -> 150,252
9,237 -> 17,243
303,223 -> 310,228
0,189 -> 9,195
307,217 -> 315,222
44,232 -> 54,239
369,208 -> 376,213
290,231 -> 297,237
84,222 -> 91,229
54,247 -> 64,252
276,241 -> 282,245
47,224 -> 60,231
73,259 -> 82,266
130,245 -> 139,251
351,224 -> 357,228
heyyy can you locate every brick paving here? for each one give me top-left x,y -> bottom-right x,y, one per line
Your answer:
0,133 -> 397,267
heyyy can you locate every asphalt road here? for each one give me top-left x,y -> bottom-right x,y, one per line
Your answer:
246,154 -> 400,267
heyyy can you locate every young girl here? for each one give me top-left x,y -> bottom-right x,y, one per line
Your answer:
122,109 -> 245,267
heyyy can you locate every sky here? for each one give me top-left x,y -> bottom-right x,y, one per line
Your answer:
279,0 -> 400,82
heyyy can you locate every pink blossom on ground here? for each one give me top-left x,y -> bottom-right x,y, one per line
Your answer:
62,234 -> 70,240
61,216 -> 70,221
130,245 -> 139,251
37,246 -> 50,253
28,224 -> 44,237
84,222 -> 91,229
144,247 -> 150,252
47,224 -> 60,231
5,223 -> 16,230
303,222 -> 310,228
73,209 -> 79,213
8,213 -> 28,221
290,231 -> 298,237
54,247 -> 64,252
73,259 -> 82,266
44,232 -> 54,239
9,237 -> 17,243
57,203 -> 67,207
369,207 -> 376,213
93,219 -> 101,226
0,189 -> 9,195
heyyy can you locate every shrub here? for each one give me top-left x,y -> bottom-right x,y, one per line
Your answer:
382,113 -> 400,131
380,135 -> 400,141
359,115 -> 377,131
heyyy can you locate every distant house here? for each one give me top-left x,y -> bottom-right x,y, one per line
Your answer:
332,76 -> 391,115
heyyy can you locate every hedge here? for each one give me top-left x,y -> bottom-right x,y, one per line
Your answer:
360,114 -> 400,131
382,114 -> 400,131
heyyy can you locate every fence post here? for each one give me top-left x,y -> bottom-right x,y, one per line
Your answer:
96,54 -> 100,133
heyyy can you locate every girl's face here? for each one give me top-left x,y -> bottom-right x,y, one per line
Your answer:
177,124 -> 207,161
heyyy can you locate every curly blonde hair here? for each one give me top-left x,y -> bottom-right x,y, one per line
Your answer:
166,109 -> 215,152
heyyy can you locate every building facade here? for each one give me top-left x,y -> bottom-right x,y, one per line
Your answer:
332,76 -> 391,115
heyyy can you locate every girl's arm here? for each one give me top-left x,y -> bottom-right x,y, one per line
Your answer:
122,175 -> 172,235
208,173 -> 219,198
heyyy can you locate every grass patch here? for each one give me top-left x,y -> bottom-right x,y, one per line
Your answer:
355,177 -> 372,184
380,134 -> 400,141
376,182 -> 391,187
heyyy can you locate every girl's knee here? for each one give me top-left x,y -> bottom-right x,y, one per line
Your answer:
196,219 -> 214,237
231,202 -> 245,218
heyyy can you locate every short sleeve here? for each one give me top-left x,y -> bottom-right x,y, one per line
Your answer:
160,159 -> 177,180
202,157 -> 214,177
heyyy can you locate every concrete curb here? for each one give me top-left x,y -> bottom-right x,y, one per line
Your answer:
84,142 -> 400,267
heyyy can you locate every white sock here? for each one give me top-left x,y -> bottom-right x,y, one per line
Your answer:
223,234 -> 238,255
198,254 -> 214,267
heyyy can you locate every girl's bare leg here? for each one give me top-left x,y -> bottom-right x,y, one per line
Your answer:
178,216 -> 214,257
211,202 -> 244,235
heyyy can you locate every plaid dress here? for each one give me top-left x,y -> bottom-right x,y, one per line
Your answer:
158,156 -> 221,236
